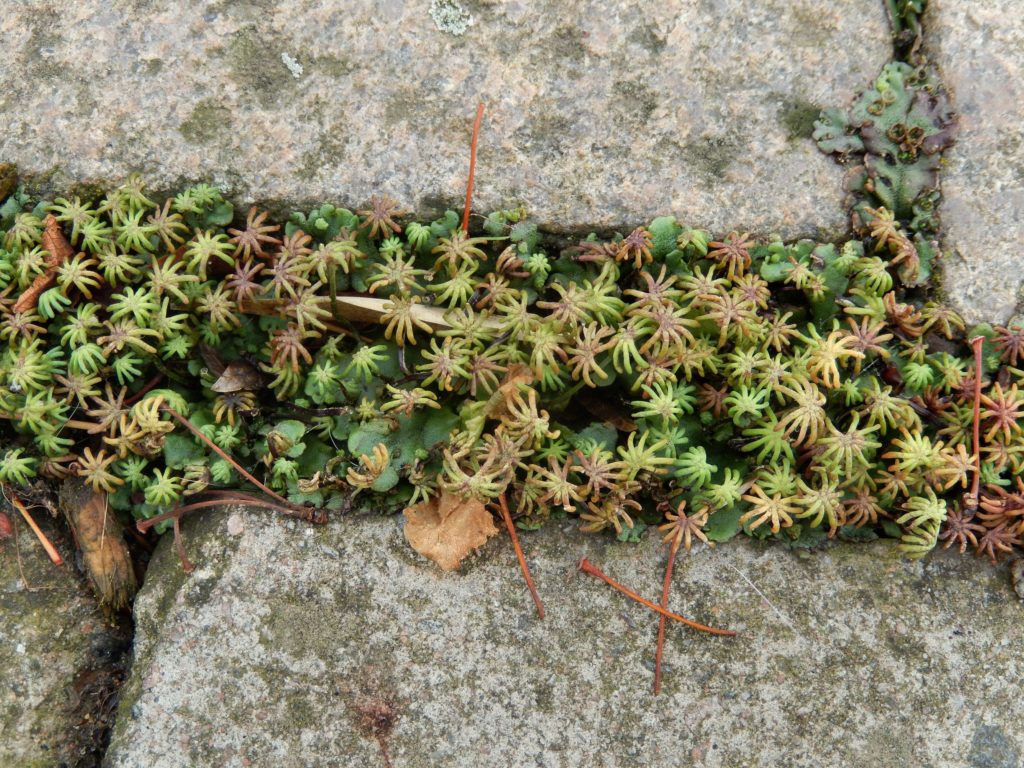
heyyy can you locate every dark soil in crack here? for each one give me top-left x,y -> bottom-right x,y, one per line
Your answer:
25,506 -> 145,768
56,611 -> 133,768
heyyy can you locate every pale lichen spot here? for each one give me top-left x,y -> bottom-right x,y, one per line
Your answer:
429,0 -> 473,36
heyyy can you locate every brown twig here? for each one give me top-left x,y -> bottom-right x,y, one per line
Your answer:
136,496 -> 317,532
199,489 -> 327,524
653,536 -> 681,694
969,335 -> 985,508
139,493 -> 327,572
7,491 -> 63,565
238,296 -> 351,337
124,373 -> 165,406
578,558 -> 736,636
462,102 -> 486,233
496,493 -> 545,618
14,214 -> 74,313
173,518 -> 195,573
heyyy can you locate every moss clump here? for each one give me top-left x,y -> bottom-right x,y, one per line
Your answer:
779,98 -> 821,140
0,152 -> 1017,567
179,99 -> 234,145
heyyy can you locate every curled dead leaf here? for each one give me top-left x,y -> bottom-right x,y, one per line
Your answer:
59,478 -> 137,610
41,213 -> 75,263
14,214 -> 74,314
211,360 -> 265,393
403,490 -> 498,571
198,343 -> 227,377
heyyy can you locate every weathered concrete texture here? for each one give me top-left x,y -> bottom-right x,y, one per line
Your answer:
0,512 -> 119,766
0,1 -> 890,239
926,1 -> 1024,324
106,507 -> 1024,768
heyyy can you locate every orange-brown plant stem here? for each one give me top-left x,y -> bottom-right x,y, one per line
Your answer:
160,405 -> 295,509
8,492 -> 63,565
136,497 -> 314,532
653,536 -> 681,694
578,558 -> 736,637
969,335 -> 985,506
124,372 -> 164,406
497,493 -> 545,618
199,489 -> 328,524
462,102 -> 486,233
173,517 -> 194,573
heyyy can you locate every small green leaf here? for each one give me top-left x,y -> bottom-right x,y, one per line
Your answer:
881,520 -> 903,539
704,504 -> 744,543
162,433 -> 205,469
616,519 -> 647,543
647,216 -> 681,260
813,108 -> 863,155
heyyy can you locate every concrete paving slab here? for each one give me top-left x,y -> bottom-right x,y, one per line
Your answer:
0,0 -> 890,239
105,507 -> 1024,768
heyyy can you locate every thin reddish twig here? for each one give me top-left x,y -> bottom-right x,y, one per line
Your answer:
136,497 -> 310,532
496,493 -> 545,618
653,536 -> 681,694
578,557 -> 736,636
462,102 -> 486,233
201,489 -> 328,524
124,372 -> 165,406
173,517 -> 195,573
969,335 -> 985,507
7,492 -> 63,565
160,405 -> 294,508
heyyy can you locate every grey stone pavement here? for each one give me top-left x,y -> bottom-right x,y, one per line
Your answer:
0,0 -> 1022,766
925,1 -> 1024,324
1,0 -> 889,239
3,2 -> 1014,321
0,510 -> 128,767
104,508 -> 1023,768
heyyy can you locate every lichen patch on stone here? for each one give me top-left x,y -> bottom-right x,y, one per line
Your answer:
429,0 -> 474,36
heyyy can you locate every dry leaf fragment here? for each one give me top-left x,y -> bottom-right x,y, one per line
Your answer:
211,360 -> 266,393
14,214 -> 74,313
59,478 -> 137,609
403,490 -> 498,571
482,363 -> 535,422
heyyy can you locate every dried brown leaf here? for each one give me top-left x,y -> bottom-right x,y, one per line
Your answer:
403,490 -> 498,571
198,343 -> 226,377
59,479 -> 137,609
482,364 -> 534,421
41,212 -> 75,263
14,214 -> 74,313
211,360 -> 265,393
